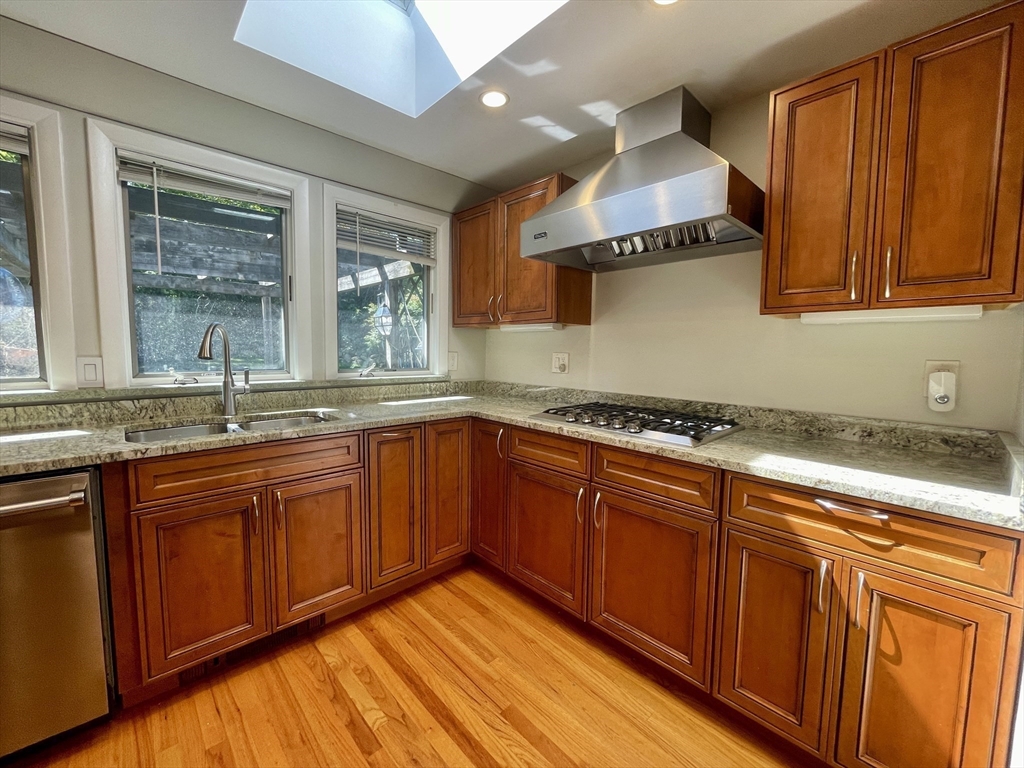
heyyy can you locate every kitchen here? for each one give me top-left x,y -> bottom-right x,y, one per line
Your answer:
0,0 -> 1021,766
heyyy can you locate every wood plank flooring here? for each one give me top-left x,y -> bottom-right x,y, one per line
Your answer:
17,568 -> 805,768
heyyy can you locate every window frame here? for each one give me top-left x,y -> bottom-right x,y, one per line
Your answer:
322,182 -> 450,380
87,119 -> 312,387
0,95 -> 76,392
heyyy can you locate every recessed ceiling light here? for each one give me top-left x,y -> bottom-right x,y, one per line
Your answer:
653,0 -> 678,5
481,90 -> 510,108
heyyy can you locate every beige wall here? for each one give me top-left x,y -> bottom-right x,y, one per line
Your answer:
484,93 -> 1024,432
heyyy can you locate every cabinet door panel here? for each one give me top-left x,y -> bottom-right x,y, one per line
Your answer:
498,178 -> 559,323
453,201 -> 498,326
368,427 -> 423,589
875,3 -> 1024,305
590,489 -> 715,688
135,493 -> 268,679
471,420 -> 507,569
835,566 -> 1013,768
507,462 -> 587,617
270,472 -> 364,629
762,55 -> 882,312
425,419 -> 470,566
715,528 -> 836,753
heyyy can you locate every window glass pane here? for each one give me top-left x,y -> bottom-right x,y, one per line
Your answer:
125,183 -> 287,375
0,149 -> 42,381
337,246 -> 427,372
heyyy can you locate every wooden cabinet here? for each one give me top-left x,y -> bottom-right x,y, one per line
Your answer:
452,174 -> 592,328
507,461 -> 588,618
425,419 -> 470,566
762,55 -> 883,313
874,1 -> 1024,307
590,489 -> 715,688
762,1 -> 1024,313
134,492 -> 269,679
269,472 -> 364,630
367,426 -> 424,589
834,565 -> 1016,768
715,528 -> 837,753
470,420 -> 507,569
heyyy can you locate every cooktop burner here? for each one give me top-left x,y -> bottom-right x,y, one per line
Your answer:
531,402 -> 743,447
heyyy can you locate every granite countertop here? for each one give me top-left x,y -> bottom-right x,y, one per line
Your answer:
0,394 -> 1020,531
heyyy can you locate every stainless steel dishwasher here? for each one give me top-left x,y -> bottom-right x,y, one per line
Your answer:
0,470 -> 112,757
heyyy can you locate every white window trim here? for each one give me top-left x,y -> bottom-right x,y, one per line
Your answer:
86,119 -> 312,388
322,182 -> 450,379
0,93 -> 76,391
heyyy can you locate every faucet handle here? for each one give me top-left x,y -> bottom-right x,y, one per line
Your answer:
243,368 -> 251,392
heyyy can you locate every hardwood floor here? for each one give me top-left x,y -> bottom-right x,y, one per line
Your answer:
18,568 -> 805,768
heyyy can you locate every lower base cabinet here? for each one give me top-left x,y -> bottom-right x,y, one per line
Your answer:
367,426 -> 424,589
471,420 -> 507,569
425,419 -> 471,566
507,461 -> 588,618
590,489 -> 716,688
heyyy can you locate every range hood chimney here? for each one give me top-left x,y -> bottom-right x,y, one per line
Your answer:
520,86 -> 764,272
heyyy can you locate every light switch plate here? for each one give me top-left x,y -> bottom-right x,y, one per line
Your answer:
76,357 -> 105,388
447,351 -> 459,371
552,352 -> 569,374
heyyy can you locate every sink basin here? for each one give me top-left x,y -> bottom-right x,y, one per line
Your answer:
238,415 -> 328,431
125,423 -> 238,443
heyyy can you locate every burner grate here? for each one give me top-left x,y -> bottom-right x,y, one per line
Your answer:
538,402 -> 742,447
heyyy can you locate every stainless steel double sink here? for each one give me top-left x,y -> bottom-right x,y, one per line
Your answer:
124,412 -> 330,443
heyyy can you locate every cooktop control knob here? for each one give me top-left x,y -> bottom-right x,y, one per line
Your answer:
626,421 -> 643,434
595,414 -> 610,426
610,416 -> 626,429
580,411 -> 594,424
564,410 -> 577,423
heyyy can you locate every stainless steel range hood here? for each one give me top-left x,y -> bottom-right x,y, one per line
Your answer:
521,86 -> 764,272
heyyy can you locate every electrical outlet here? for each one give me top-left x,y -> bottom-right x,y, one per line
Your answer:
923,360 -> 959,395
552,352 -> 569,374
76,357 -> 104,388
447,351 -> 459,371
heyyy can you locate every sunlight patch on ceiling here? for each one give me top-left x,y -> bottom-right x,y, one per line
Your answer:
234,0 -> 567,117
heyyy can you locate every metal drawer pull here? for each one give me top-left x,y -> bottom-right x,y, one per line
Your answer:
575,487 -> 584,524
593,491 -> 602,529
850,251 -> 858,301
275,490 -> 284,530
817,559 -> 829,614
380,432 -> 407,438
885,246 -> 892,298
0,490 -> 85,518
815,498 -> 888,521
252,495 -> 261,536
496,428 -> 504,459
486,296 -> 494,322
854,571 -> 865,630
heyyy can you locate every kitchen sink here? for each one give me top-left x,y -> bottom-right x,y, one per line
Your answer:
238,414 -> 329,431
124,423 -> 240,443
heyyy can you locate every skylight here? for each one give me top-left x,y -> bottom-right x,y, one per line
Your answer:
234,0 -> 568,117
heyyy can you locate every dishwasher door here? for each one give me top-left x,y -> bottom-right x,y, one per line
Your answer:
0,471 -> 111,757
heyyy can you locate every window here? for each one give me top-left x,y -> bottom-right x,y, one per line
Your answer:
118,153 -> 291,378
0,121 -> 45,383
334,207 -> 434,373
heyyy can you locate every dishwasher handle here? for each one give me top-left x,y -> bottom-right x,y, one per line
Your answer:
0,489 -> 87,519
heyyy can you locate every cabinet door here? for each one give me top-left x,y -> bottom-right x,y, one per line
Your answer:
762,55 -> 882,312
874,2 -> 1024,306
452,200 -> 498,326
590,489 -> 715,688
425,419 -> 470,566
507,461 -> 588,618
835,565 -> 1013,768
470,420 -> 507,569
497,176 -> 560,323
367,426 -> 423,589
715,528 -> 837,753
135,492 -> 269,679
269,471 -> 364,629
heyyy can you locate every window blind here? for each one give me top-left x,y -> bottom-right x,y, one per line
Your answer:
336,206 -> 435,267
0,121 -> 30,156
116,150 -> 291,209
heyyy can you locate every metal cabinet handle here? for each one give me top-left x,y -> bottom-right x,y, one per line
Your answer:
486,295 -> 495,322
817,559 -> 829,614
380,432 -> 407,438
593,491 -> 602,529
0,490 -> 85,518
496,293 -> 504,321
496,428 -> 504,459
252,495 -> 261,536
850,251 -> 858,301
575,487 -> 584,524
815,498 -> 889,521
854,571 -> 866,630
275,490 -> 284,530
884,246 -> 892,298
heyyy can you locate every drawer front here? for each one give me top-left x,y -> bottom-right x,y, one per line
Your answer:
727,475 -> 1020,600
509,427 -> 589,477
593,445 -> 718,512
131,432 -> 362,508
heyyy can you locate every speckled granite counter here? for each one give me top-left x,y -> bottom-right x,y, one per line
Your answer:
1,392 -> 1020,531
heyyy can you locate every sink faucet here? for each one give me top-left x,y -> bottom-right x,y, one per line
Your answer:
197,323 -> 250,417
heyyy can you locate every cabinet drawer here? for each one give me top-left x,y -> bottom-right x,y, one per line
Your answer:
509,427 -> 589,477
593,445 -> 718,513
726,475 -> 1021,600
130,432 -> 362,508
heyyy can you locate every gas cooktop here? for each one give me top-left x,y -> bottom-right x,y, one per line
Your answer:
531,402 -> 743,447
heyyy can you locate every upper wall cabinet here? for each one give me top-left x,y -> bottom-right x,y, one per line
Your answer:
762,0 -> 1024,314
453,174 -> 592,327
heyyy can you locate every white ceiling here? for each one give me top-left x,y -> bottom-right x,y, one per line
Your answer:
0,0 -> 992,191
